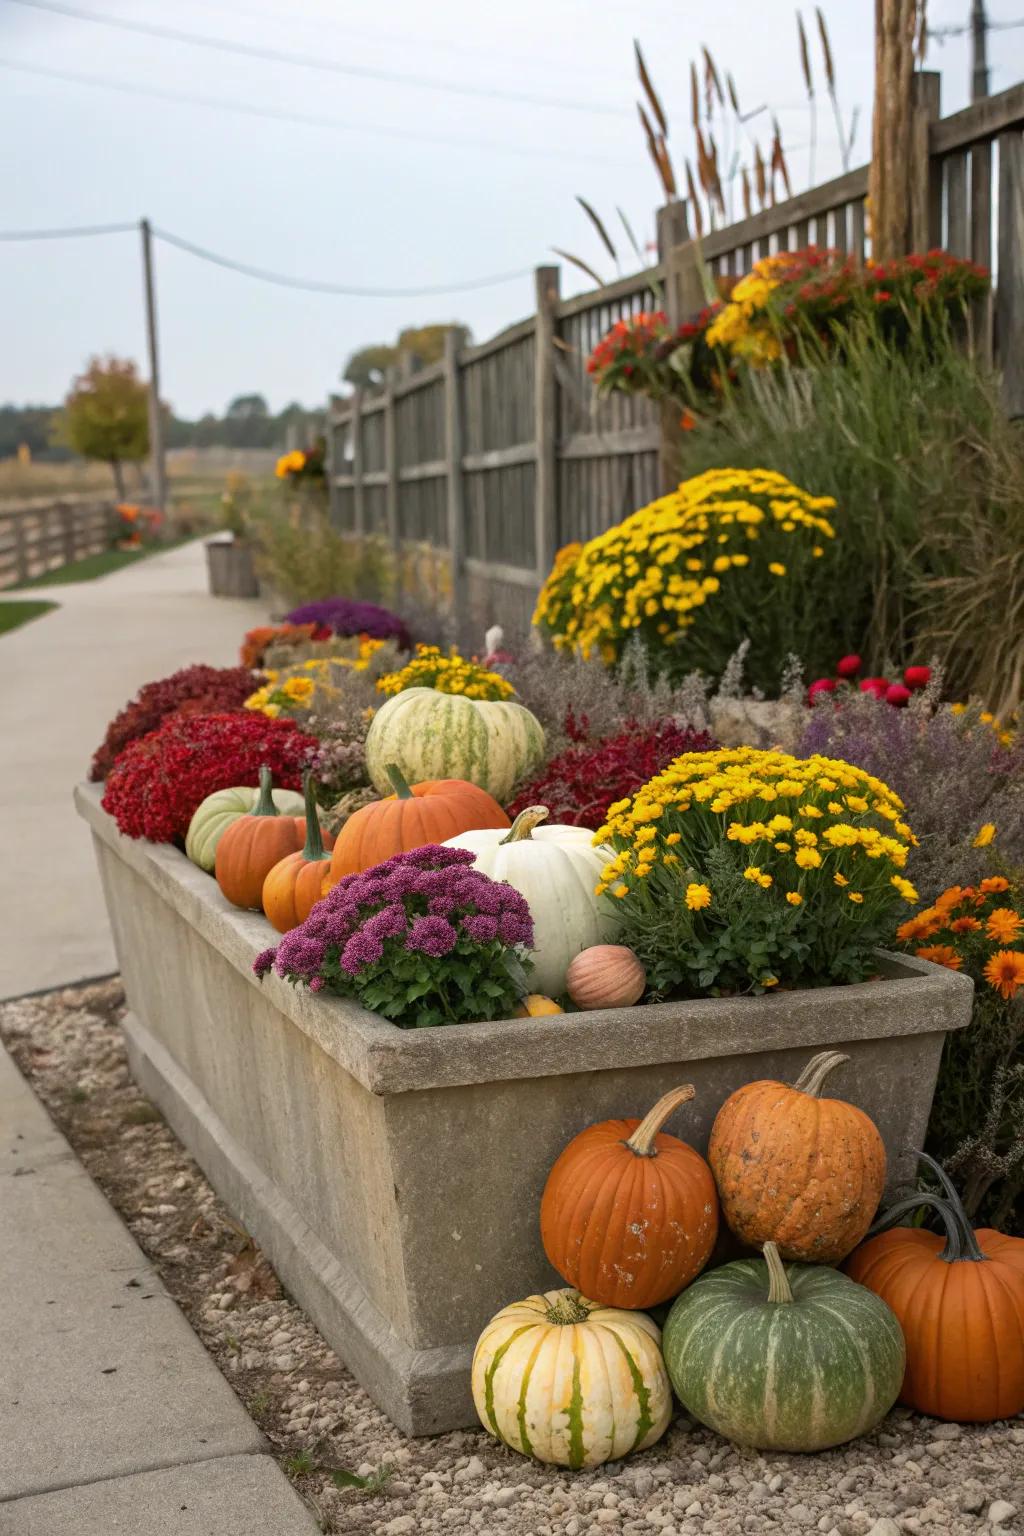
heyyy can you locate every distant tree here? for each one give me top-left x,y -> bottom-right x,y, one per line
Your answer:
396,323 -> 471,367
342,344 -> 398,390
56,356 -> 150,497
226,393 -> 270,419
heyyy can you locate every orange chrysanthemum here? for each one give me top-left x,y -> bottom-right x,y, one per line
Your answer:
979,876 -> 1010,895
915,944 -> 964,971
934,885 -> 968,913
949,916 -> 982,933
897,910 -> 942,942
983,948 -> 1024,1001
986,907 -> 1024,944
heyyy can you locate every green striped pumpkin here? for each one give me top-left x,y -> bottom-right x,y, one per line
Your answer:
365,687 -> 545,804
663,1243 -> 905,1452
185,784 -> 305,872
472,1288 -> 671,1468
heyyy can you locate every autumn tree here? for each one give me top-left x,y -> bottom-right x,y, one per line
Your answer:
57,356 -> 149,497
342,324 -> 471,391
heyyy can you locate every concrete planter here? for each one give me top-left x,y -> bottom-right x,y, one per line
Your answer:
77,783 -> 972,1436
205,535 -> 260,598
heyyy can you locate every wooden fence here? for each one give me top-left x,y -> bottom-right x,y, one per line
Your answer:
327,74 -> 1024,642
0,500 -> 119,589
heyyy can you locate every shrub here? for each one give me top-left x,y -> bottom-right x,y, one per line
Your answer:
377,644 -> 516,701
243,640 -> 388,720
282,597 -> 411,648
532,468 -> 838,691
101,712 -> 318,842
253,504 -> 394,608
799,691 -> 1024,903
89,664 -> 260,780
240,623 -> 326,669
897,878 -> 1024,1233
508,719 -> 714,830
595,745 -> 916,998
254,845 -> 534,1028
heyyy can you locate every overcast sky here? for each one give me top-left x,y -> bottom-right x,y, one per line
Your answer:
1,0 -> 1018,417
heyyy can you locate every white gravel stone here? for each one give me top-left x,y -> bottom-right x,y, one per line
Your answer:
988,1501 -> 1017,1525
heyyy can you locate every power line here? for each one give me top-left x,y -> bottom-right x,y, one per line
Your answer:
4,0 -> 631,118
0,217 -> 536,297
0,57 -> 631,168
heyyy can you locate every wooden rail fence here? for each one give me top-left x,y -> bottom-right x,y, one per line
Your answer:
327,75 -> 1024,643
0,500 -> 119,589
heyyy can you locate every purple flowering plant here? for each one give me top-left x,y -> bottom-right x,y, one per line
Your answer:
283,598 -> 411,650
253,845 -> 534,1028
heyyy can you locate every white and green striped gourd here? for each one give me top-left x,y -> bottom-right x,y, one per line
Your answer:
472,1288 -> 671,1468
185,783 -> 305,872
364,687 -> 544,804
663,1242 -> 905,1452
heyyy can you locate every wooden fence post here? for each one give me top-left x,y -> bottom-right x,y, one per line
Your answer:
384,374 -> 400,559
443,328 -> 466,621
351,388 -> 365,536
910,71 -> 942,252
655,201 -> 704,491
997,129 -> 1024,417
58,501 -> 75,566
534,265 -> 560,582
325,395 -> 340,529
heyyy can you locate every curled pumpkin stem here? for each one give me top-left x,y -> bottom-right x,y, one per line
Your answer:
500,806 -> 549,844
625,1084 -> 696,1157
762,1241 -> 795,1304
792,1050 -> 850,1098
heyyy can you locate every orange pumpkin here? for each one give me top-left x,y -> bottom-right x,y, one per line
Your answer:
262,773 -> 336,933
216,765 -> 308,910
845,1153 -> 1024,1421
329,763 -> 509,881
708,1050 -> 885,1263
540,1085 -> 718,1310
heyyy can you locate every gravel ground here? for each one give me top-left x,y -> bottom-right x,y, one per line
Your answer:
2,978 -> 1023,1536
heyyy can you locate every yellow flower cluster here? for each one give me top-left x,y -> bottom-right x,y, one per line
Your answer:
950,702 -> 1019,749
377,644 -> 515,702
705,255 -> 790,365
532,468 -> 836,664
275,449 -> 307,480
594,745 -> 917,908
244,638 -> 384,717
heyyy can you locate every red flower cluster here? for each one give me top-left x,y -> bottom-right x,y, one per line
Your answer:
89,664 -> 261,781
101,712 -> 318,843
808,655 -> 932,709
586,310 -> 669,377
240,623 -> 329,669
508,718 -> 715,831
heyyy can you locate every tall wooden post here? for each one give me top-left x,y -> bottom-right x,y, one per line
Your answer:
139,218 -> 167,515
351,388 -> 365,536
910,71 -> 942,252
655,201 -> 704,492
533,265 -> 560,583
383,374 -> 399,560
443,328 -> 465,623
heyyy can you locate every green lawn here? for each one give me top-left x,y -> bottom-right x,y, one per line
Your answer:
17,534 -> 198,589
0,599 -> 58,635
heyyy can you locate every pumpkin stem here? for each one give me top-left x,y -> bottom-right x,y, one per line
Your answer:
545,1292 -> 592,1326
499,805 -> 549,844
300,772 -> 329,864
792,1050 -> 850,1098
253,764 -> 280,818
624,1084 -> 696,1157
385,763 -> 416,800
867,1151 -> 987,1263
763,1241 -> 794,1303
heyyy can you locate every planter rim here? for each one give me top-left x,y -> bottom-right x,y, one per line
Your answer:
77,782 -> 972,1098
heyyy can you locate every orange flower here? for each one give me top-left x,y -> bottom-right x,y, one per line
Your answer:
897,911 -> 941,942
986,907 -> 1024,944
980,876 -> 1010,895
680,409 -> 697,432
934,886 -> 968,915
949,916 -> 982,933
915,945 -> 963,971
983,948 -> 1024,1001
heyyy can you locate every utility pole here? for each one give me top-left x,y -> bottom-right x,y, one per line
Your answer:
140,217 -> 167,515
970,0 -> 989,100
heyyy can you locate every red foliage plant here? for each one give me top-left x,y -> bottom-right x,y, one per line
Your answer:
508,718 -> 715,831
89,664 -> 260,781
101,712 -> 318,844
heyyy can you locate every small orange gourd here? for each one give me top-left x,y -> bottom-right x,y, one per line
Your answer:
540,1084 -> 718,1310
216,765 -> 308,910
262,773 -> 336,933
845,1153 -> 1024,1421
329,764 -> 509,881
514,994 -> 564,1017
708,1050 -> 885,1263
566,945 -> 645,1009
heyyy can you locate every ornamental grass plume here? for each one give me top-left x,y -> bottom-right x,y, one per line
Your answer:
89,664 -> 260,780
595,745 -> 917,997
101,712 -> 318,843
254,845 -> 534,1028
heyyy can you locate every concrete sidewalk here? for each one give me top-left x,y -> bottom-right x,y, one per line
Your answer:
0,538 -> 268,999
0,1040 -> 318,1533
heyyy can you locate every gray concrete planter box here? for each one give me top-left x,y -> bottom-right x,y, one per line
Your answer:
77,783 -> 973,1436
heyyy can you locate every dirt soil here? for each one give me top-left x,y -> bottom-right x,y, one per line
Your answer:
2,977 -> 1022,1536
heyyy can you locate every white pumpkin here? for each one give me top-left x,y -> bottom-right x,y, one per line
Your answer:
472,1288 -> 671,1467
444,806 -> 620,996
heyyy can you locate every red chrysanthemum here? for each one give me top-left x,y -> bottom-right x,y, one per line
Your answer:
89,664 -> 260,781
101,711 -> 318,843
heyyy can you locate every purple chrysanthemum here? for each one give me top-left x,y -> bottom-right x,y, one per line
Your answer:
462,913 -> 499,943
340,929 -> 385,974
282,598 -> 411,649
406,915 -> 459,957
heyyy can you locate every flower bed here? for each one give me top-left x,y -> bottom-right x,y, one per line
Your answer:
76,781 -> 972,1434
